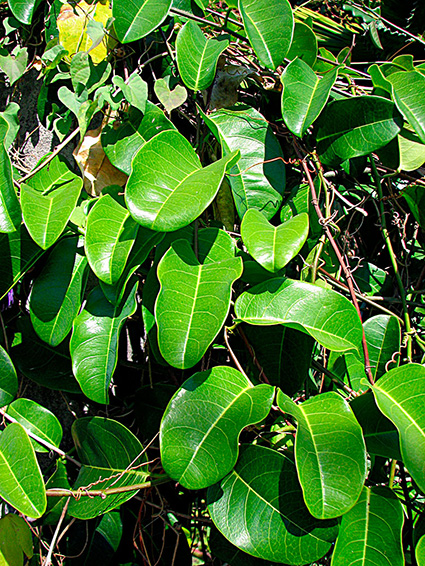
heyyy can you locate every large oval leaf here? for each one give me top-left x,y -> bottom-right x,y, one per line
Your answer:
201,105 -> 286,220
85,194 -> 138,285
208,444 -> 338,565
7,0 -> 40,24
238,0 -> 294,70
388,71 -> 425,143
235,277 -> 363,353
277,390 -> 367,519
160,366 -> 274,489
0,345 -> 17,407
156,239 -> 243,368
0,423 -> 46,518
331,486 -> 404,566
68,417 -> 149,519
371,363 -> 425,493
125,130 -> 239,231
112,0 -> 172,44
281,58 -> 338,138
316,96 -> 403,166
241,209 -> 309,272
0,115 -> 20,233
70,279 -> 138,403
29,236 -> 88,346
176,21 -> 229,91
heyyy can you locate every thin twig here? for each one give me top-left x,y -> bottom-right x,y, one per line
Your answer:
46,476 -> 170,498
224,326 -> 249,378
43,497 -> 70,566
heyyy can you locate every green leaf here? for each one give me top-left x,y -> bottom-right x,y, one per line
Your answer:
0,345 -> 18,407
281,58 -> 337,137
316,96 -> 403,166
0,422 -> 46,518
0,225 -> 44,301
403,185 -> 425,230
160,366 -> 274,489
68,417 -> 149,519
112,72 -> 148,114
29,236 -> 88,346
388,71 -> 425,144
371,363 -> 425,493
201,105 -> 286,220
235,277 -> 363,353
112,0 -> 172,44
241,209 -> 309,272
238,0 -> 294,70
85,194 -> 138,285
7,398 -> 63,453
277,390 -> 367,519
102,103 -> 175,175
21,156 -> 83,249
417,536 -> 425,566
70,279 -> 138,403
208,444 -> 338,564
154,77 -> 187,114
70,51 -> 111,96
44,460 -> 71,525
0,514 -> 33,566
125,130 -> 239,231
0,115 -> 21,233
0,46 -> 28,85
287,22 -> 318,67
156,239 -> 243,368
176,21 -> 229,91
331,486 -> 404,566
1,102 -> 20,150
7,0 -> 40,24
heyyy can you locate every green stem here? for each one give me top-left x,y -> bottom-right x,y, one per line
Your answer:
389,459 -> 397,489
46,475 -> 171,498
369,156 -> 412,360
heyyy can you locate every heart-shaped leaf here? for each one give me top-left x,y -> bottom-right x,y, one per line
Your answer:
113,73 -> 148,114
160,366 -> 274,489
0,345 -> 17,408
235,277 -> 363,353
29,236 -> 88,346
201,105 -> 286,220
316,96 -> 403,166
0,423 -> 46,518
238,0 -> 294,70
68,417 -> 149,519
0,115 -> 20,233
125,130 -> 239,231
387,70 -> 425,144
208,444 -> 338,565
70,279 -> 138,403
277,390 -> 367,519
331,486 -> 404,566
154,77 -> 187,113
281,58 -> 338,137
112,0 -> 172,44
85,194 -> 138,285
156,239 -> 243,368
176,21 -> 229,91
241,209 -> 309,272
371,363 -> 425,493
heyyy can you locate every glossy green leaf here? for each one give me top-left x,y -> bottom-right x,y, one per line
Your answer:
7,398 -> 63,453
113,73 -> 148,114
154,77 -> 187,114
85,195 -> 138,285
388,71 -> 425,143
102,103 -> 175,175
126,130 -> 239,231
0,115 -> 20,233
277,390 -> 367,519
29,236 -> 88,346
371,363 -> 425,493
281,58 -> 337,137
70,279 -> 138,403
331,486 -> 404,566
160,366 -> 274,489
21,156 -> 83,249
241,209 -> 309,272
378,126 -> 425,172
235,277 -> 363,353
316,96 -> 403,166
238,0 -> 294,70
7,0 -> 40,24
209,526 -> 279,566
0,345 -> 18,407
287,22 -> 318,67
112,0 -> 172,44
201,105 -> 286,220
176,21 -> 229,91
0,514 -> 33,566
0,102 -> 20,150
44,460 -> 71,525
0,422 -> 46,518
208,444 -> 338,565
0,225 -> 44,301
403,185 -> 425,229
156,239 -> 243,368
68,417 -> 149,519
417,536 -> 425,566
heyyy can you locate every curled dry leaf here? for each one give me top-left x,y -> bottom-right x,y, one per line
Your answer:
209,64 -> 253,110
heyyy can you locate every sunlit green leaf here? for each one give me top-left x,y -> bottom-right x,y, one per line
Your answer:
0,115 -> 20,233
112,0 -> 172,44
388,71 -> 425,143
0,345 -> 17,408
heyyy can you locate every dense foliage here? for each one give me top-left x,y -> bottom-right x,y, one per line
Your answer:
0,0 -> 425,564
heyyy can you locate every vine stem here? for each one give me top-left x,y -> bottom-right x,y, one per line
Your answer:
295,148 -> 375,386
46,476 -> 170,498
43,497 -> 70,566
369,155 -> 413,360
224,325 -> 249,379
